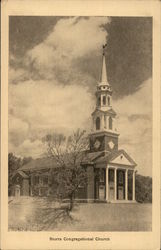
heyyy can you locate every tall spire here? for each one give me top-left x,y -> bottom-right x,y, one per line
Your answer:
99,44 -> 109,86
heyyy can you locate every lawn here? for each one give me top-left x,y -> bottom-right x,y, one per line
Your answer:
8,197 -> 152,231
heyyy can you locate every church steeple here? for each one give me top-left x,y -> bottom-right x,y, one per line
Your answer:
96,44 -> 112,112
99,44 -> 109,86
89,45 -> 119,153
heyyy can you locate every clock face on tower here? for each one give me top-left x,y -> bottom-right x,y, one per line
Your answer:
94,139 -> 101,149
108,140 -> 115,149
90,135 -> 118,152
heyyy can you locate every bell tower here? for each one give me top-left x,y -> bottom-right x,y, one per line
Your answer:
89,44 -> 119,152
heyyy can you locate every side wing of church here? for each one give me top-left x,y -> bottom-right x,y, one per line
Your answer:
11,46 -> 137,203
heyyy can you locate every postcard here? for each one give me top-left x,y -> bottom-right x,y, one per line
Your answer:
1,0 -> 160,249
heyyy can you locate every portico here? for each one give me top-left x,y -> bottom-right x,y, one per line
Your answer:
105,166 -> 136,202
94,147 -> 137,203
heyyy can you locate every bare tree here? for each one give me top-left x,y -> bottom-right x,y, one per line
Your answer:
43,129 -> 89,211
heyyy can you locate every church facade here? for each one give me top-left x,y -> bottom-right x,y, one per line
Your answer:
11,47 -> 137,203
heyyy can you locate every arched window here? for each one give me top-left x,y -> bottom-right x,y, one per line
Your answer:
103,96 -> 106,105
109,117 -> 113,130
96,117 -> 100,130
108,96 -> 110,106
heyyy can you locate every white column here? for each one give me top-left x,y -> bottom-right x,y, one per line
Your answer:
114,168 -> 117,200
125,169 -> 128,200
106,166 -> 109,201
132,170 -> 135,201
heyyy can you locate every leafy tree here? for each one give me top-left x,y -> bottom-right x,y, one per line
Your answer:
135,174 -> 152,203
128,173 -> 152,203
43,129 -> 89,211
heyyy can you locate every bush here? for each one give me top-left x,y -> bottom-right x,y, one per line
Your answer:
135,174 -> 152,203
128,174 -> 152,203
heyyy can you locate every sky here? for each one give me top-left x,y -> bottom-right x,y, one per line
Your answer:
9,16 -> 152,176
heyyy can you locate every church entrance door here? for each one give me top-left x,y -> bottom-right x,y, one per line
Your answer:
118,186 -> 124,200
109,186 -> 114,200
117,170 -> 125,200
94,168 -> 106,201
98,185 -> 105,200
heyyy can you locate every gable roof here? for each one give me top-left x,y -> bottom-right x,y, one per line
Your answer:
95,149 -> 137,167
20,157 -> 58,171
12,170 -> 29,179
109,149 -> 137,166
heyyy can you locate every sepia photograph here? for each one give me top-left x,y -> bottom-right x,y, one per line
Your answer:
8,16 -> 152,232
1,1 -> 160,249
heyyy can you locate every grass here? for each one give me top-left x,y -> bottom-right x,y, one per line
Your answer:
8,196 -> 152,231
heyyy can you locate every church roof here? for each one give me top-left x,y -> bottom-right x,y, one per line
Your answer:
95,149 -> 137,167
20,149 -> 136,172
20,156 -> 59,171
82,151 -> 104,163
12,170 -> 29,179
19,151 -> 103,171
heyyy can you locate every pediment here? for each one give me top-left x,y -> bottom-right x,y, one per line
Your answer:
109,150 -> 136,167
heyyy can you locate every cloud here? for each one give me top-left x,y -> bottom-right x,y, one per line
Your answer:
9,68 -> 28,84
9,139 -> 46,159
24,17 -> 110,81
113,78 -> 152,117
46,17 -> 109,58
9,79 -> 94,151
9,115 -> 29,146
